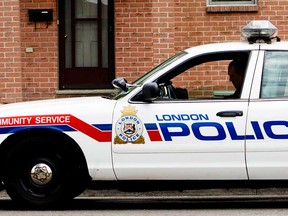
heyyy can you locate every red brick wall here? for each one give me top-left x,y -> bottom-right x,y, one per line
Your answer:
20,0 -> 58,102
115,0 -> 288,83
115,0 -> 177,82
0,0 -> 23,103
1,0 -> 288,103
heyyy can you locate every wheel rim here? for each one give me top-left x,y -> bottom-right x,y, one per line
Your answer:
17,157 -> 63,200
30,163 -> 53,186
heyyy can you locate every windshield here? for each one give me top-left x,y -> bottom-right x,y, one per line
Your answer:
113,51 -> 187,100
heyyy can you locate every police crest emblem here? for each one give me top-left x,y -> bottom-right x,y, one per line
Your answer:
114,105 -> 145,144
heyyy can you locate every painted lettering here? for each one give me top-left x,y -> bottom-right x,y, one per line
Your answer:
226,122 -> 254,140
251,121 -> 264,139
156,120 -> 288,141
159,123 -> 190,141
0,117 -> 33,126
35,115 -> 70,124
264,121 -> 288,139
156,114 -> 209,121
192,122 -> 226,141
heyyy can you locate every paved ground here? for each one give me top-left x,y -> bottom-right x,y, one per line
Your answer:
79,187 -> 288,200
2,187 -> 288,200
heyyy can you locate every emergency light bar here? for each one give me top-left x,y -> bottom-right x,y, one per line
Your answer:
242,20 -> 278,44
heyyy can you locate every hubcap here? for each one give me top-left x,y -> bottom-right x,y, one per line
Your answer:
30,163 -> 53,186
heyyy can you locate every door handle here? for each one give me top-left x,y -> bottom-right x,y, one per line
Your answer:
216,110 -> 243,117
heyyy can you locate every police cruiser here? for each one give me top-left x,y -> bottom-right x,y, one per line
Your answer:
0,20 -> 287,206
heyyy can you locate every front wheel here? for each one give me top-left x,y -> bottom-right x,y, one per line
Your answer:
4,137 -> 78,206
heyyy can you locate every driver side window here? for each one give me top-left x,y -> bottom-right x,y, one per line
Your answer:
170,61 -> 233,99
158,51 -> 250,100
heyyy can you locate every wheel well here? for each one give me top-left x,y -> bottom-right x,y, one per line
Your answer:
0,128 -> 90,184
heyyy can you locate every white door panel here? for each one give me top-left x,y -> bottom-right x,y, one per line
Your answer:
247,50 -> 288,179
114,153 -> 247,180
246,101 -> 288,179
112,101 -> 249,180
112,50 -> 259,181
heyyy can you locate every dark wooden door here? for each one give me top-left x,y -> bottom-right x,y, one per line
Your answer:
59,0 -> 114,89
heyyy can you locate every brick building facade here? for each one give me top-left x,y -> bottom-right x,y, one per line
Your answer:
0,0 -> 287,103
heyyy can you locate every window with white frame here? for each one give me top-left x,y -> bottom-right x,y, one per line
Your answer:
261,51 -> 288,98
207,0 -> 257,5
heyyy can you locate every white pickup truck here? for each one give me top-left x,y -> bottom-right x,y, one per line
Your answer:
0,20 -> 287,206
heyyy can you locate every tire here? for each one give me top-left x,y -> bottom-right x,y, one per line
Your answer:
3,136 -> 78,207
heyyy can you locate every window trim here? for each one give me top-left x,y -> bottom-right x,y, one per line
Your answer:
207,0 -> 257,6
260,51 -> 288,99
206,0 -> 258,13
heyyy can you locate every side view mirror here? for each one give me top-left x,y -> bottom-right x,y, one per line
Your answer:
112,78 -> 129,91
112,77 -> 141,92
142,83 -> 160,102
